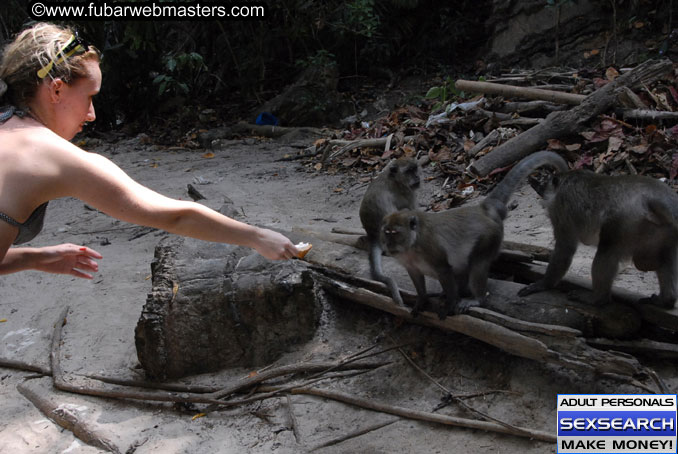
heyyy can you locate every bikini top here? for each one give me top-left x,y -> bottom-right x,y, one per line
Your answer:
0,105 -> 49,244
0,202 -> 50,245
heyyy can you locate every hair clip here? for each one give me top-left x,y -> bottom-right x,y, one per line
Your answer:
37,33 -> 88,79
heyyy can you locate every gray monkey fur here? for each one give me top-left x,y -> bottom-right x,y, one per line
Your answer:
359,157 -> 421,306
381,151 -> 568,319
519,168 -> 678,309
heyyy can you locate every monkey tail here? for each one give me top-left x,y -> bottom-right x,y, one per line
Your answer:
483,151 -> 569,217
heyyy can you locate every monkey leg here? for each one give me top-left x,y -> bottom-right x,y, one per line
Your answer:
405,267 -> 428,317
436,266 -> 464,319
369,243 -> 404,306
590,239 -> 622,305
641,255 -> 678,308
467,234 -> 500,305
518,235 -> 578,297
467,265 -> 489,305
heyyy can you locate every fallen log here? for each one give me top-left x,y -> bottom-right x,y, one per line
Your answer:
324,135 -> 417,161
622,109 -> 678,121
296,229 -> 643,338
18,377 -> 123,454
467,59 -> 673,176
495,256 -> 678,333
315,273 -> 650,384
497,100 -> 569,115
455,80 -> 586,106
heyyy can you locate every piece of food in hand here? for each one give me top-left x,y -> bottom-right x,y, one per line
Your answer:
295,242 -> 313,258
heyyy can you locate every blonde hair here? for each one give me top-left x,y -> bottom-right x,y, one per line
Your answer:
0,22 -> 100,107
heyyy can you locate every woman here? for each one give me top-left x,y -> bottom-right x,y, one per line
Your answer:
0,22 -> 299,279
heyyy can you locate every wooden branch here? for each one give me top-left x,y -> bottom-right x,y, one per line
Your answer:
622,109 -> 678,121
17,378 -> 122,454
326,135 -> 417,161
315,273 -> 652,383
0,357 -> 51,375
468,307 -> 582,338
309,418 -> 400,451
394,343 -> 534,439
49,308 -> 390,409
497,100 -> 569,114
292,387 -> 556,443
586,338 -> 678,358
455,80 -> 586,106
467,129 -> 501,157
468,59 -> 673,176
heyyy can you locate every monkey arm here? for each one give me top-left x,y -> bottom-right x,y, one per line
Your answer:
518,234 -> 578,297
368,242 -> 404,306
405,266 -> 428,317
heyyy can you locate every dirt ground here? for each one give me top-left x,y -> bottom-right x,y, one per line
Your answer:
0,130 -> 675,454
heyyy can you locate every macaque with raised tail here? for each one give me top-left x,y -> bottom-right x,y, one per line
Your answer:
381,151 -> 568,319
518,169 -> 678,309
360,157 -> 421,306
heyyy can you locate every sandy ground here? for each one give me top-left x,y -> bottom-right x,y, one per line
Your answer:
0,133 -> 674,454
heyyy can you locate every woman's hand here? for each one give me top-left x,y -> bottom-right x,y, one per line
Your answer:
252,228 -> 299,260
31,243 -> 103,279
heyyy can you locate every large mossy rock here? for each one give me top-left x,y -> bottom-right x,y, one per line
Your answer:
135,237 -> 322,380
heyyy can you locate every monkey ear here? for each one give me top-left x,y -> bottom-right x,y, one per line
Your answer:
409,215 -> 418,230
389,164 -> 399,175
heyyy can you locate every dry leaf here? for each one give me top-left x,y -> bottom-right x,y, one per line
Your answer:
192,413 -> 206,421
463,138 -> 475,152
0,319 -> 7,323
605,67 -> 620,81
607,136 -> 623,153
547,139 -> 567,150
248,370 -> 259,378
202,152 -> 215,159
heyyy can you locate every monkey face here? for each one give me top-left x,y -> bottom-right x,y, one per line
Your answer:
380,211 -> 419,255
389,157 -> 421,190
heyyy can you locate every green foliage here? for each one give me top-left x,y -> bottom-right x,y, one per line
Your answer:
153,52 -> 207,96
343,0 -> 380,38
296,49 -> 337,69
1,0 -> 494,130
424,76 -> 460,111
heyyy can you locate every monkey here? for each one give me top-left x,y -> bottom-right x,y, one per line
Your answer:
359,157 -> 421,306
380,151 -> 568,319
518,169 -> 678,309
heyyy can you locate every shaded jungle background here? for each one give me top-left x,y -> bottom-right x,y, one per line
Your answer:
1,0 -> 676,142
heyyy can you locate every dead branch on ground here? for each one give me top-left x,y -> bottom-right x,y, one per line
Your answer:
467,59 -> 673,176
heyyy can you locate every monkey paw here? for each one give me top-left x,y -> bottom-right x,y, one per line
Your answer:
441,299 -> 480,319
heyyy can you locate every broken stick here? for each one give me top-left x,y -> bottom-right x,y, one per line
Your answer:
455,79 -> 586,106
468,59 -> 673,177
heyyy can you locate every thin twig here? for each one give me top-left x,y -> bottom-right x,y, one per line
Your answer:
0,357 -> 51,375
393,342 -> 536,439
309,417 -> 400,452
291,387 -> 556,443
84,361 -> 387,395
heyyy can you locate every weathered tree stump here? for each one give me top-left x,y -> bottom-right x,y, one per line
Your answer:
135,237 -> 323,380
